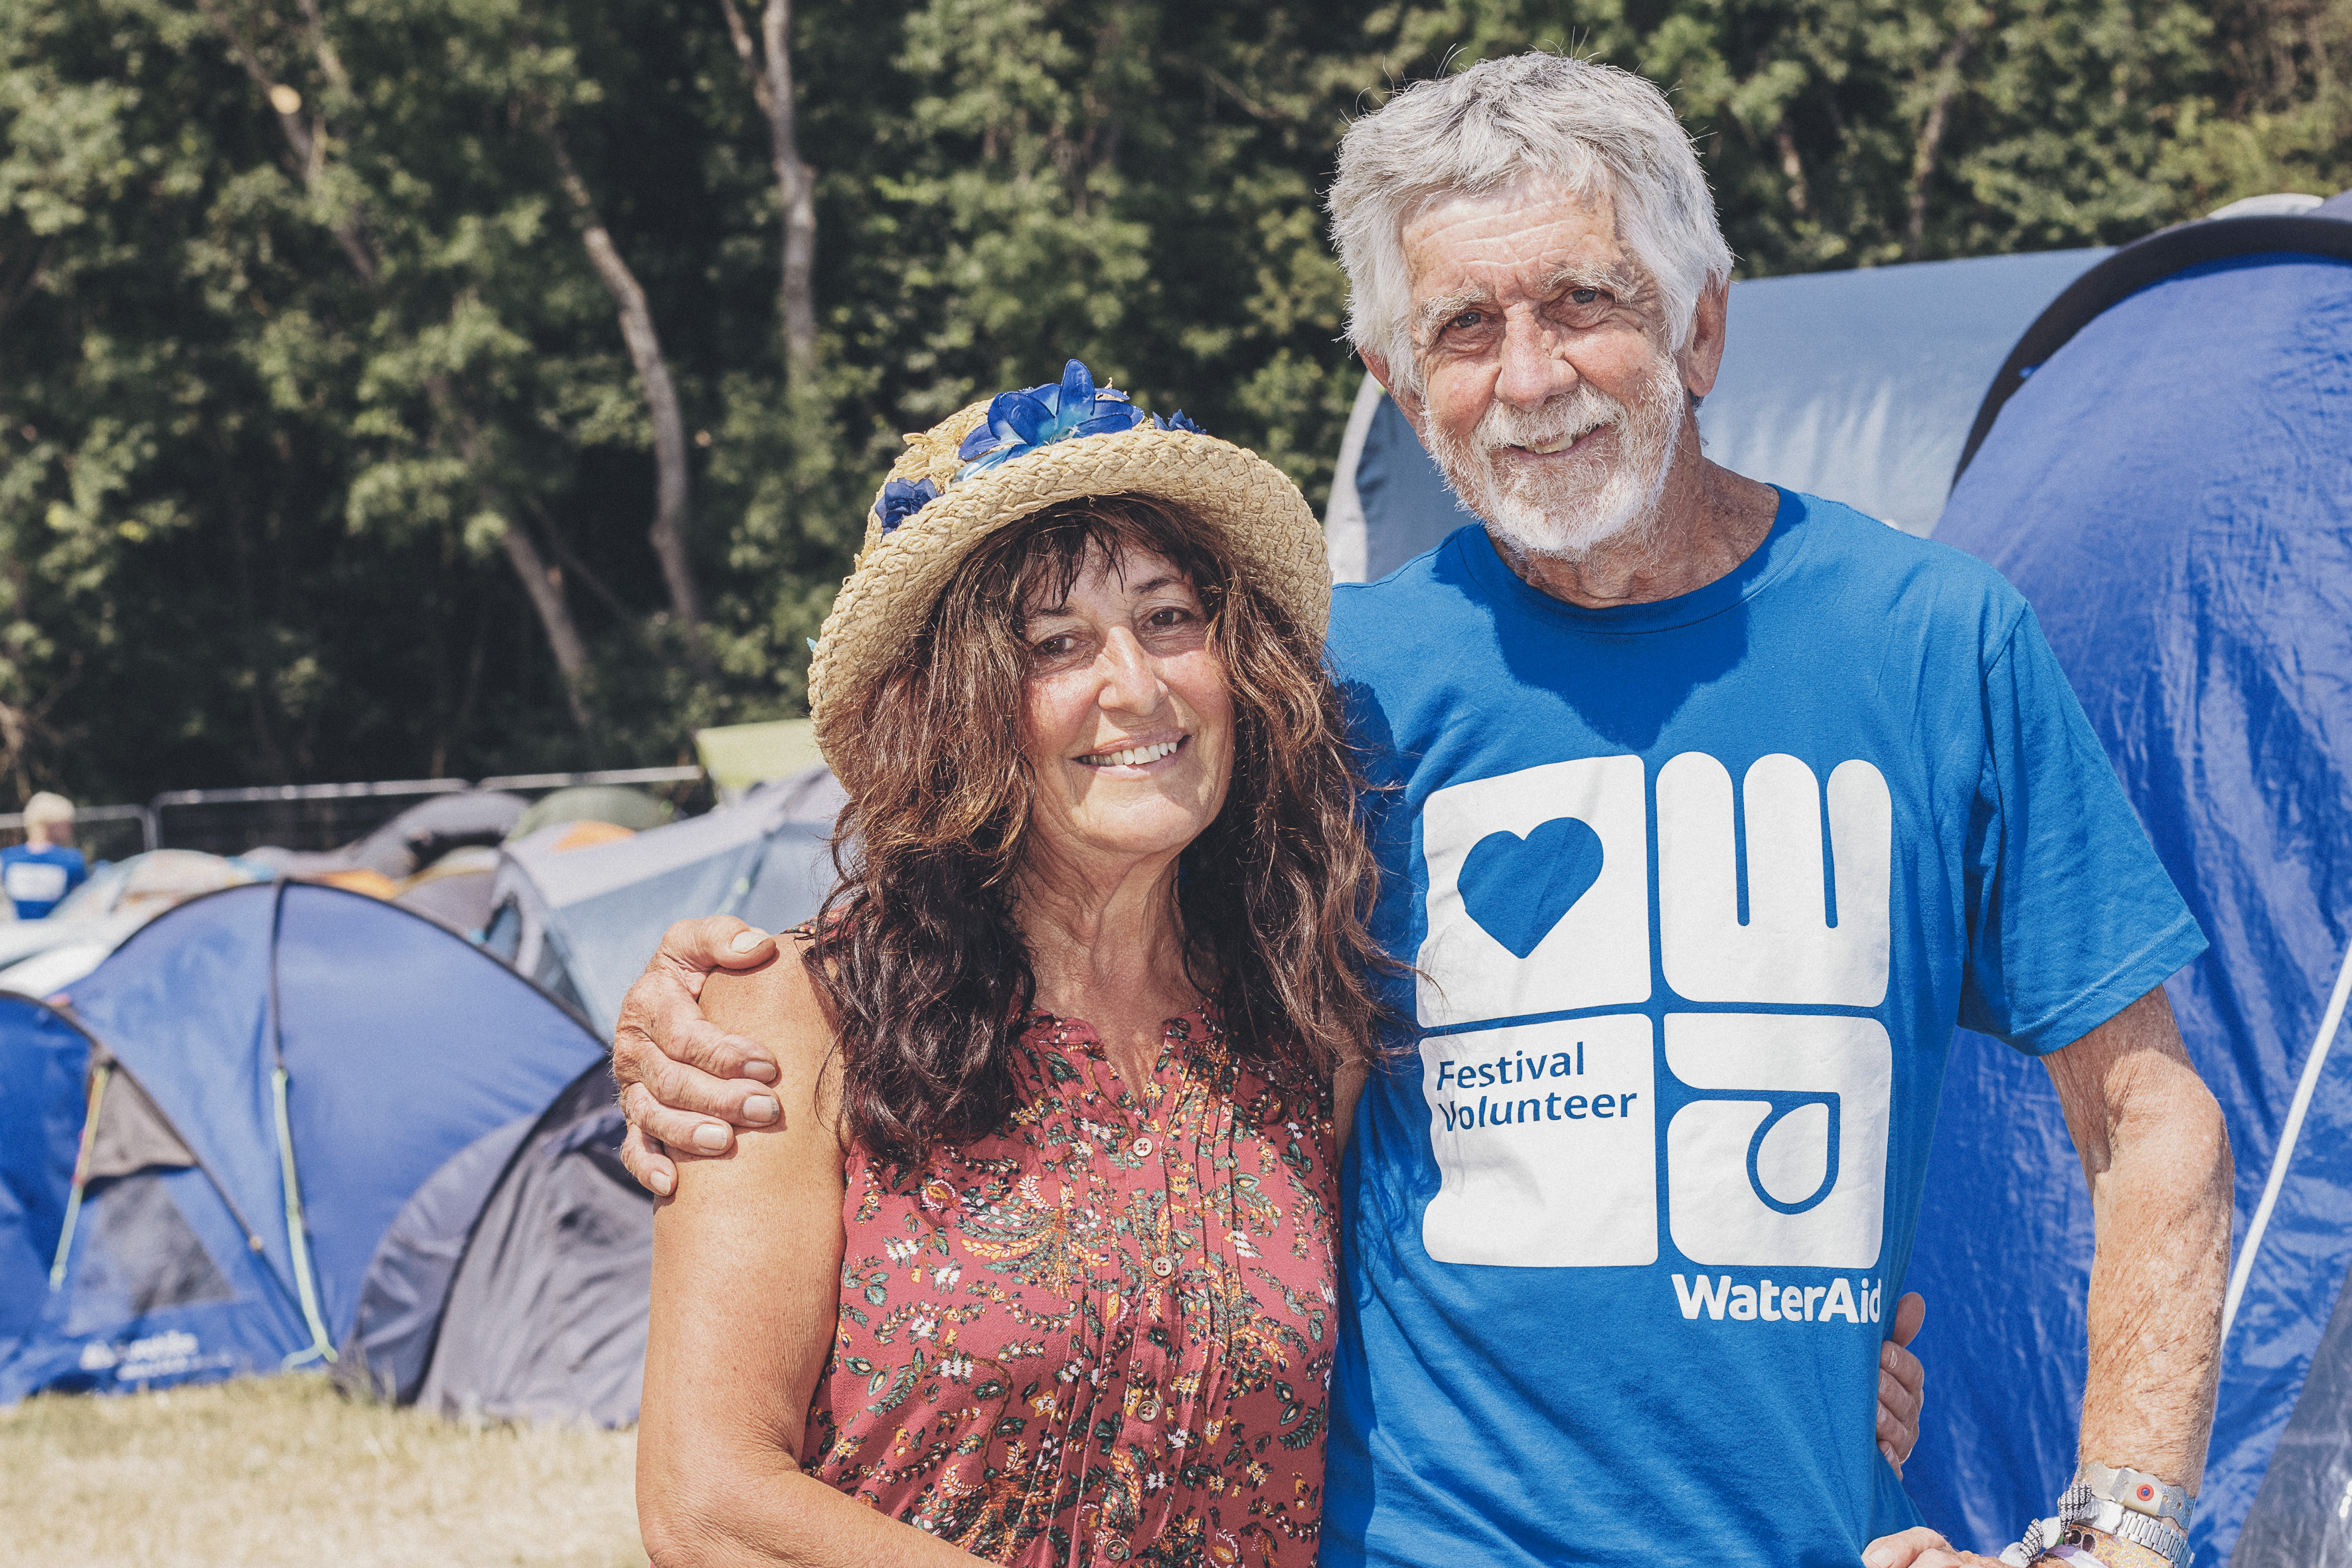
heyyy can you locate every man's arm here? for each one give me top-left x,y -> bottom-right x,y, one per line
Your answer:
1865,985 -> 2232,1568
615,917 -> 788,1196
2048,984 -> 2233,1490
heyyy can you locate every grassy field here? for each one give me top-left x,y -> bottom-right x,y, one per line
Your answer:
0,1374 -> 647,1568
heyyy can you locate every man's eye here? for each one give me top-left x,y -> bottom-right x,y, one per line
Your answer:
1567,287 -> 1601,305
1447,310 -> 1485,331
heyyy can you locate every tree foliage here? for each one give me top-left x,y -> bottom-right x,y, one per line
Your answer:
3,0 -> 2346,805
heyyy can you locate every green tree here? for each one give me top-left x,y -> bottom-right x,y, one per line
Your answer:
2,0 -> 2345,811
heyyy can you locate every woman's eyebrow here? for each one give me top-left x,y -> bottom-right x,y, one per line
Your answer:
1130,574 -> 1185,596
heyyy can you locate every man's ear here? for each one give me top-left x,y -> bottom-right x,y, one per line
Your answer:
1358,348 -> 1429,441
1678,279 -> 1731,399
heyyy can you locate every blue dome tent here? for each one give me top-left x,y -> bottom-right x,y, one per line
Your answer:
1914,198 -> 2352,1565
0,881 -> 605,1403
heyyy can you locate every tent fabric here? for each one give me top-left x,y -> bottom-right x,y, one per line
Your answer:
334,1110 -> 540,1402
2236,1266 -> 2352,1565
1916,245 -> 2352,1563
0,850 -> 263,996
414,1061 -> 653,1427
1323,248 -> 2105,580
246,791 -> 526,880
0,996 -> 94,1364
1954,214 -> 2352,483
510,784 -> 672,840
0,882 -> 605,1403
487,768 -> 843,1037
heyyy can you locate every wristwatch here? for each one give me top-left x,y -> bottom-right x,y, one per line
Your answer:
2065,1501 -> 2193,1565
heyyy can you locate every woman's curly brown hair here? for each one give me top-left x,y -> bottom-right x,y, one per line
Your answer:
807,494 -> 1396,1166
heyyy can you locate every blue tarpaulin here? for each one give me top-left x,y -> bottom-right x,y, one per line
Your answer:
1918,244 -> 2352,1563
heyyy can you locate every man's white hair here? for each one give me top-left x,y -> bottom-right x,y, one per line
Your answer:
1328,53 -> 1734,392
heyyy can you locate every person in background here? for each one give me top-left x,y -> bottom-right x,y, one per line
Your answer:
3,793 -> 88,919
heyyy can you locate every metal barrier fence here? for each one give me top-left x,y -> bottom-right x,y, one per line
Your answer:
5,767 -> 707,860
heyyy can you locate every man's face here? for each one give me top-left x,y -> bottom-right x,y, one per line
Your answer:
1377,180 -> 1699,560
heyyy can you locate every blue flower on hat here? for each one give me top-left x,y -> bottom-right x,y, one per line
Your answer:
876,475 -> 940,534
1154,410 -> 1204,434
955,359 -> 1158,480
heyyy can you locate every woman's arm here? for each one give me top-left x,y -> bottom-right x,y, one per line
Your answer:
636,951 -> 986,1568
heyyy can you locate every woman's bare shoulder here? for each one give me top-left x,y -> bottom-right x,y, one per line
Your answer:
704,928 -> 831,1044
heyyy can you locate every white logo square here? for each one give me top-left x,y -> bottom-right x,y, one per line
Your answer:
1421,1014 -> 1658,1268
1415,755 -> 1650,1027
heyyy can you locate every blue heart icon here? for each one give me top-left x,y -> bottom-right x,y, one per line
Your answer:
1458,817 -> 1607,961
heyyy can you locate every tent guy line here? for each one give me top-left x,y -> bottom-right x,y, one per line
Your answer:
2225,935 -> 2352,1345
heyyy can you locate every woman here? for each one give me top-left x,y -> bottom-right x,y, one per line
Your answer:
637,363 -> 1925,1567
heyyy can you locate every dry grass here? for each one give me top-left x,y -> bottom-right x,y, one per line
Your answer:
0,1373 -> 647,1568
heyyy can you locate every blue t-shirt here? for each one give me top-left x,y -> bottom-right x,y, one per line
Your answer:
2,842 -> 88,919
1320,491 -> 2205,1567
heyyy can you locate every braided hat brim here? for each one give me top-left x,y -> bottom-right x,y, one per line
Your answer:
809,412 -> 1331,780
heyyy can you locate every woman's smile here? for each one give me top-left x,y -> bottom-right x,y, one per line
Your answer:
1075,733 -> 1187,771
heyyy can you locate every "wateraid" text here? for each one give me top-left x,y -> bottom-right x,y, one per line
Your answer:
1672,1273 -> 1884,1323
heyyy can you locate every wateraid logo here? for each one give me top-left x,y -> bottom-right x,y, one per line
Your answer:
1415,751 -> 1893,1271
1673,1273 -> 1885,1325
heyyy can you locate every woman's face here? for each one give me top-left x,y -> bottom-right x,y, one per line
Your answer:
1020,540 -> 1235,877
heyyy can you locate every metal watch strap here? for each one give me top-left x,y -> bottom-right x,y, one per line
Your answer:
2067,1500 -> 2193,1565
2080,1458 -> 2195,1530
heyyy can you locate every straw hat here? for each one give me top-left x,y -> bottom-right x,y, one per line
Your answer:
807,360 -> 1331,775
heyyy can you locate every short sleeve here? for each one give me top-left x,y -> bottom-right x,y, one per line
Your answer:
1958,606 -> 2207,1054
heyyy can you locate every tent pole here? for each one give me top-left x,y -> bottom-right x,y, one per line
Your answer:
48,1063 -> 112,1289
272,1065 -> 337,1366
264,879 -> 339,1368
2224,935 -> 2352,1344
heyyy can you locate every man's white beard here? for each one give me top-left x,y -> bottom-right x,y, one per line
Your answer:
1423,356 -> 1687,562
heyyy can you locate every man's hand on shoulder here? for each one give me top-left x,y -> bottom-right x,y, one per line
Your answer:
615,916 -> 789,1196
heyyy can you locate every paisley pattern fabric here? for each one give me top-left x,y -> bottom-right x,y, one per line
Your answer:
803,1004 -> 1339,1567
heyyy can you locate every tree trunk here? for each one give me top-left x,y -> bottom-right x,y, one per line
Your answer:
720,0 -> 818,377
1908,27 -> 1976,259
538,116 -> 704,639
497,519 -> 595,731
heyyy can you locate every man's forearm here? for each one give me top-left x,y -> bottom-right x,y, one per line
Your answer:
2081,1091 -> 2232,1488
2055,988 -> 2234,1494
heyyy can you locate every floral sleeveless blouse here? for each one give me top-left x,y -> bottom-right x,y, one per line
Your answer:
801,1003 -> 1339,1567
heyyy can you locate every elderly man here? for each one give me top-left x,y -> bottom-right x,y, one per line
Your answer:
612,53 -> 2230,1568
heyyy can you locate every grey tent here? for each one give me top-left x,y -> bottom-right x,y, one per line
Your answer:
335,1059 -> 651,1426
242,790 -> 527,880
483,767 -> 844,1036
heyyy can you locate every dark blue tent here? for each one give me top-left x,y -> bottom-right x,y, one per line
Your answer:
1915,201 -> 2352,1563
0,881 -> 605,1402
